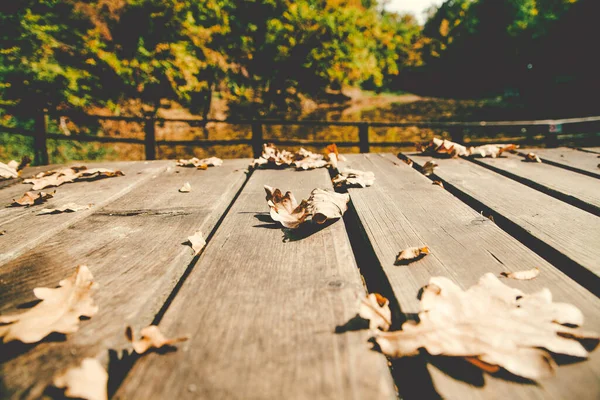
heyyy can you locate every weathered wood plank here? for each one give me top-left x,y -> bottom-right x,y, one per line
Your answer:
0,164 -> 60,190
115,168 -> 396,400
521,147 -> 600,178
0,159 -> 249,399
407,153 -> 600,294
343,153 -> 600,400
573,147 -> 600,154
470,152 -> 600,215
0,161 -> 171,265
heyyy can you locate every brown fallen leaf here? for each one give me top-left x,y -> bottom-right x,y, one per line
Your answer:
402,158 -> 414,167
0,230 -> 6,236
501,267 -> 540,280
359,293 -> 392,331
422,161 -> 438,176
126,325 -> 189,354
24,166 -> 124,190
332,168 -> 375,188
264,185 -> 310,229
307,188 -> 350,224
293,148 -> 328,170
179,182 -> 191,193
253,144 -> 330,170
326,143 -> 340,169
53,358 -> 108,400
417,138 -> 470,158
373,273 -> 599,380
186,230 -> 206,255
432,180 -> 444,188
176,157 -> 223,169
38,203 -> 92,215
11,191 -> 54,207
0,265 -> 98,343
395,246 -> 430,265
525,152 -> 542,163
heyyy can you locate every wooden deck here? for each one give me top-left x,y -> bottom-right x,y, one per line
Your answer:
0,147 -> 599,399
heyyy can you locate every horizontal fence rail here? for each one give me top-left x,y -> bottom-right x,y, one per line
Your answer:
2,109 -> 600,165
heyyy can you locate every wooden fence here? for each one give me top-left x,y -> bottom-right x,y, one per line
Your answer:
3,109 -> 600,165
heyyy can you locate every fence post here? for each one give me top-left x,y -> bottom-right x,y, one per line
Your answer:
358,122 -> 370,153
251,122 -> 263,158
34,109 -> 49,165
144,113 -> 157,160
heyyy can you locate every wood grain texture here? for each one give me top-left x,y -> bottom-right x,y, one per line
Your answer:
520,148 -> 600,178
343,153 -> 600,400
0,161 -> 171,265
115,168 -> 396,400
470,152 -> 600,215
0,159 -> 249,399
408,153 -> 600,288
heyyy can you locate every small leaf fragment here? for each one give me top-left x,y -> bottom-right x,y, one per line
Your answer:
0,265 -> 98,343
307,188 -> 349,224
422,161 -> 438,176
402,158 -> 414,167
432,180 -> 444,188
358,293 -> 392,331
501,267 -> 540,280
395,246 -> 430,265
11,191 -> 54,207
126,325 -> 189,354
53,358 -> 108,400
186,230 -> 206,255
38,203 -> 92,215
179,182 -> 191,193
333,168 -> 375,188
525,152 -> 542,163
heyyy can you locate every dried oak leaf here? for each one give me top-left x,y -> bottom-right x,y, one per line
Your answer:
38,203 -> 92,215
176,157 -> 223,169
0,161 -> 18,180
307,188 -> 350,224
332,168 -> 375,188
417,138 -> 470,158
0,265 -> 98,343
24,166 -> 123,190
373,273 -> 599,380
125,325 -> 189,354
264,185 -> 309,229
11,191 -> 54,207
422,161 -> 438,176
53,358 -> 108,400
292,148 -> 328,170
395,246 -> 430,265
253,144 -> 332,170
187,230 -> 206,255
469,144 -> 518,158
359,293 -> 392,331
501,267 -> 540,280
179,182 -> 191,193
525,152 -> 542,163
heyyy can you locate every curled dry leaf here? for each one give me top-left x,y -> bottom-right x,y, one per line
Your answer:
307,188 -> 349,224
179,182 -> 191,193
326,143 -> 340,169
253,143 -> 333,170
432,180 -> 444,188
417,138 -> 517,158
24,166 -> 124,190
264,185 -> 309,229
501,267 -> 540,280
11,191 -> 54,207
402,158 -> 414,167
0,265 -> 98,343
0,161 -> 18,180
358,293 -> 392,331
422,161 -> 438,176
395,246 -> 430,265
125,325 -> 189,354
332,168 -> 375,188
176,157 -> 223,169
38,203 -> 92,215
187,230 -> 206,255
373,273 -> 599,380
53,358 -> 108,400
525,152 -> 542,163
